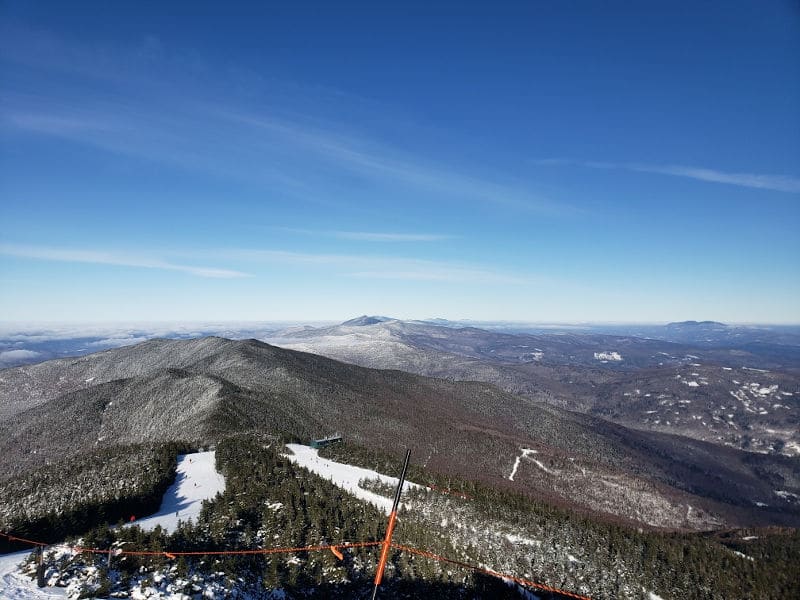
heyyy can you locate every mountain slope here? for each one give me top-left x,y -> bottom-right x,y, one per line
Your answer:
1,337 -> 798,530
266,319 -> 800,456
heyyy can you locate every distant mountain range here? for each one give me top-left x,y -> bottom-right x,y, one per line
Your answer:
2,336 -> 798,530
266,317 -> 800,457
2,317 -> 799,368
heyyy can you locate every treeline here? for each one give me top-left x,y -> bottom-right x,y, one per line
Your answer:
0,442 -> 189,552
320,440 -> 800,599
31,434 -> 534,599
10,434 -> 799,598
196,434 -> 536,597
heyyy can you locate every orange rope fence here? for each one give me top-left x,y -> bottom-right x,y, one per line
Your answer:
392,543 -> 592,600
0,532 -> 380,557
1,530 -> 592,599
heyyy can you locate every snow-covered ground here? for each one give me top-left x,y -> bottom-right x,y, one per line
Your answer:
284,443 -> 420,514
0,451 -> 226,598
0,551 -> 65,599
132,451 -> 226,533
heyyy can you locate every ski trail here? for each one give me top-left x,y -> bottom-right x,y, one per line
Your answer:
285,443 -> 421,514
131,451 -> 225,533
508,448 -> 539,481
0,452 -> 224,597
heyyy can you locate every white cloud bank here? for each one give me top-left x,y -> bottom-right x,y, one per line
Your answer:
0,349 -> 42,366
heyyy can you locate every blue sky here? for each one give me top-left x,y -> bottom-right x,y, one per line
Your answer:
1,1 -> 798,323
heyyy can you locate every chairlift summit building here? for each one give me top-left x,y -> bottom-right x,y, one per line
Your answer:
310,433 -> 343,449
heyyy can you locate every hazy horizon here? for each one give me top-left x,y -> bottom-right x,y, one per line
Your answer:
2,316 -> 800,328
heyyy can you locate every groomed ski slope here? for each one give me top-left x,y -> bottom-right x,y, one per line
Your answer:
0,451 -> 225,598
285,443 -> 420,514
133,451 -> 226,533
0,446 -> 410,597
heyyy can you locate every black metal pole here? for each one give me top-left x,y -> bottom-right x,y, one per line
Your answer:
371,449 -> 411,600
391,449 -> 411,514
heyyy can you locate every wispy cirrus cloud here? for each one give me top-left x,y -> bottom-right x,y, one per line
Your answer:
3,97 -> 571,214
222,111 -> 572,214
347,268 -> 523,284
534,159 -> 800,193
336,231 -> 452,242
0,95 -> 314,195
3,112 -> 117,136
0,244 -> 250,278
1,23 -> 572,220
206,248 -> 531,285
280,227 -> 454,242
1,243 -> 531,284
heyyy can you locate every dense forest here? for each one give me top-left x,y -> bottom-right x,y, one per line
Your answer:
0,442 -> 189,552
4,435 -> 799,599
321,442 -> 800,599
14,435 -> 537,599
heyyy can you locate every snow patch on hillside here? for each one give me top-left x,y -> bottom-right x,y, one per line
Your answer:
505,533 -> 541,546
267,324 -> 418,368
785,442 -> 800,456
284,444 -> 420,514
594,351 -> 622,361
133,451 -> 225,533
775,490 -> 800,504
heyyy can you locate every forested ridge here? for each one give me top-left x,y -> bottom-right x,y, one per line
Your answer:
3,337 -> 798,534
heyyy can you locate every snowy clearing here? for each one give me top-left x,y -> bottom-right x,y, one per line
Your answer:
0,452 -> 225,598
505,533 -> 541,547
284,444 -> 420,514
132,451 -> 226,533
730,550 -> 754,562
508,448 -> 558,480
